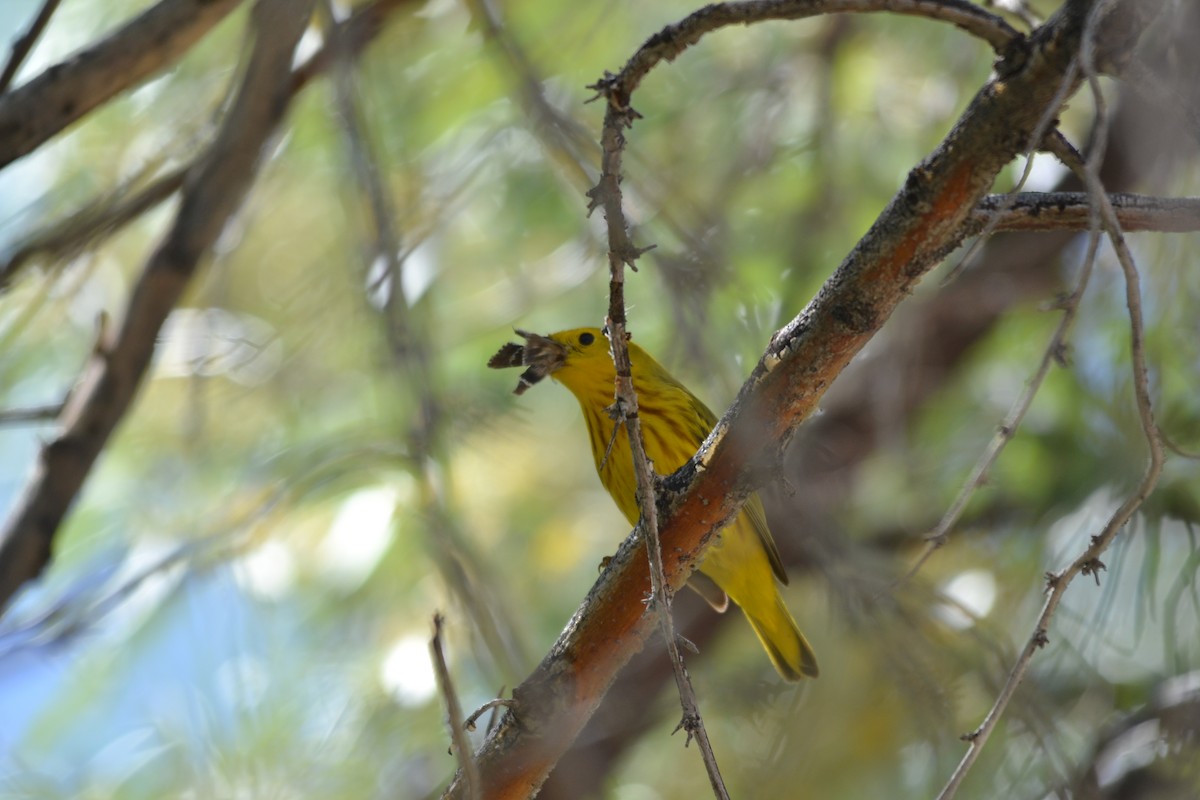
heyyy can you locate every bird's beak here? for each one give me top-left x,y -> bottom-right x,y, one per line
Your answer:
487,329 -> 567,395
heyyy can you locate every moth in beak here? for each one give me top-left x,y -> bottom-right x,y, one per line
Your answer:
487,329 -> 567,395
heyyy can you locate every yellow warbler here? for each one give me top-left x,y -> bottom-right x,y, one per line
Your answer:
489,326 -> 818,681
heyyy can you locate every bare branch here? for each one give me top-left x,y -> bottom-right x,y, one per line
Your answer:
0,165 -> 187,290
605,0 -> 1018,107
432,614 -> 481,800
903,225 -> 1098,581
604,330 -> 731,797
592,18 -> 729,794
968,192 -> 1200,233
0,0 -> 246,169
465,698 -> 515,733
0,404 -> 63,426
0,0 -> 316,613
0,0 -> 63,93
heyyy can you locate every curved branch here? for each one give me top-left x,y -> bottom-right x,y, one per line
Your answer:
604,0 -> 1019,106
0,0 -> 245,169
443,1 -> 1153,797
0,0 -> 315,613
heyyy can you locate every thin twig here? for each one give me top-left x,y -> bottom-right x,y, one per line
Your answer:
940,54 -> 1081,286
935,3 -> 1165,796
0,165 -> 188,291
0,0 -> 63,93
0,403 -> 62,426
604,0 -> 1017,106
903,224 -> 1098,582
1160,432 -> 1200,460
431,614 -> 481,800
903,30 -> 1088,579
966,192 -> 1200,233
464,698 -> 515,732
591,70 -> 731,800
609,342 -> 730,795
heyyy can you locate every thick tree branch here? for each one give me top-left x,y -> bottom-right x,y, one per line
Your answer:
443,1 -> 1154,797
0,0 -> 315,613
0,0 -> 245,169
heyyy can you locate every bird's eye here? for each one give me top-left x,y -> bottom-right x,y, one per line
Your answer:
579,332 -> 595,346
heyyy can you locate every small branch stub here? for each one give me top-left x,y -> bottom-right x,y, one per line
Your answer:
1080,558 -> 1106,585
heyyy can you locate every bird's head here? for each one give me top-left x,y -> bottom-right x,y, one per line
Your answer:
488,327 -> 618,395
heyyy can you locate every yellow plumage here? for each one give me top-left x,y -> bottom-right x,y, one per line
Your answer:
491,326 -> 818,680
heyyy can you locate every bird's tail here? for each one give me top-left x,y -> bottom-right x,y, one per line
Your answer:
743,595 -> 819,681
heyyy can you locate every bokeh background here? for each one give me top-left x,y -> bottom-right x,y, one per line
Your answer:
1,1 -> 1198,798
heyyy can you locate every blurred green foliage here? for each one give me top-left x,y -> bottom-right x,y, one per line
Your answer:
0,0 -> 1198,798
